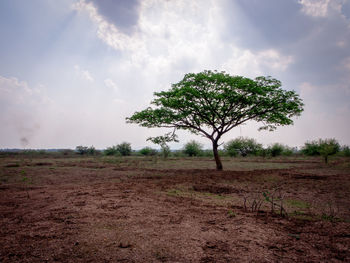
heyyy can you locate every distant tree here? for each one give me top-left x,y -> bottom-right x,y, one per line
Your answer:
184,140 -> 203,157
341,145 -> 350,157
302,138 -> 340,163
318,139 -> 340,164
116,142 -> 132,156
104,146 -> 119,156
139,147 -> 157,156
127,70 -> 304,170
147,132 -> 176,159
224,137 -> 262,157
76,145 -> 89,155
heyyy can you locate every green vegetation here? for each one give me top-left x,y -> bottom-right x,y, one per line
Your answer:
302,138 -> 340,163
139,147 -> 157,156
224,137 -> 262,157
75,145 -> 97,155
104,142 -> 132,156
127,70 -> 304,170
183,140 -> 203,157
266,143 -> 294,157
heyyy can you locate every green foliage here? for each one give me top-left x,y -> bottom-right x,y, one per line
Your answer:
104,146 -> 120,156
116,142 -> 132,156
183,140 -> 203,157
266,143 -> 293,157
224,137 -> 262,157
302,141 -> 320,156
104,142 -> 132,156
341,145 -> 350,157
302,138 -> 340,163
76,145 -> 97,155
147,132 -> 177,159
76,146 -> 88,155
161,145 -> 171,159
139,147 -> 157,156
127,70 -> 304,170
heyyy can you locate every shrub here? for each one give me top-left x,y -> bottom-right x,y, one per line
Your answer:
224,137 -> 262,157
116,142 -> 132,156
76,146 -> 89,155
301,141 -> 320,156
266,143 -> 294,157
183,140 -> 202,157
87,146 -> 97,155
139,147 -> 157,156
341,145 -> 350,157
302,138 -> 340,163
104,146 -> 119,156
161,145 -> 171,158
268,143 -> 284,157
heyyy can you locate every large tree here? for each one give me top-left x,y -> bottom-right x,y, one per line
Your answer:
127,70 -> 304,170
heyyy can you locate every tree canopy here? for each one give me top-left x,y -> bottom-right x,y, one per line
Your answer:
127,70 -> 304,170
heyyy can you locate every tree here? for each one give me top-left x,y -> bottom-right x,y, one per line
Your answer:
147,132 -> 176,159
184,140 -> 203,157
303,138 -> 340,163
127,70 -> 304,170
116,142 -> 132,156
224,137 -> 262,157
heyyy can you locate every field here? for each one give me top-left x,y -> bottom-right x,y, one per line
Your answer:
1,154 -> 350,262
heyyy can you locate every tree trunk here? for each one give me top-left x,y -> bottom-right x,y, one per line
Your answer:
324,155 -> 328,164
212,141 -> 223,170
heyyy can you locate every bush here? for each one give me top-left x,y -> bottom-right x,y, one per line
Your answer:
268,143 -> 284,157
76,146 -> 97,155
224,137 -> 262,157
266,143 -> 294,157
104,146 -> 119,156
302,138 -> 340,163
76,146 -> 89,155
116,142 -> 132,156
301,141 -> 320,156
139,147 -> 157,156
341,145 -> 350,157
183,140 -> 202,157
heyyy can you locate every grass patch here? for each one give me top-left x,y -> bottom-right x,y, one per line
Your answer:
286,199 -> 310,209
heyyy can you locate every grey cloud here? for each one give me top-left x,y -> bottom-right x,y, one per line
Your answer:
87,0 -> 141,34
223,0 -> 350,87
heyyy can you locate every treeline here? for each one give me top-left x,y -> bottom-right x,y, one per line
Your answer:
2,137 -> 349,163
72,137 -> 350,162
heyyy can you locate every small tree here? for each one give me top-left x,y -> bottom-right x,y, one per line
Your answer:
147,132 -> 177,159
76,145 -> 89,155
302,138 -> 340,163
139,147 -> 157,156
318,139 -> 340,164
116,142 -> 132,156
341,145 -> 350,157
184,140 -> 203,157
104,146 -> 119,156
224,137 -> 262,157
127,70 -> 304,170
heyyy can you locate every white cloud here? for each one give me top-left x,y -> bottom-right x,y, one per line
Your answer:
104,78 -> 118,91
75,0 -> 293,78
299,0 -> 344,17
74,65 -> 94,82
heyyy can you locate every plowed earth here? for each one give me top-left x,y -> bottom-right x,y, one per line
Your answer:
0,155 -> 349,262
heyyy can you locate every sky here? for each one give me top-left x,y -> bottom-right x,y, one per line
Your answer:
0,0 -> 350,150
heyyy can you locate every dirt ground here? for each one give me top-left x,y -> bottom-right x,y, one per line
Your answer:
0,154 -> 349,262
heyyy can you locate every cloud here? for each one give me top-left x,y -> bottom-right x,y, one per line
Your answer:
74,0 -> 294,77
299,0 -> 332,17
104,78 -> 118,91
74,65 -> 94,82
86,0 -> 140,34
